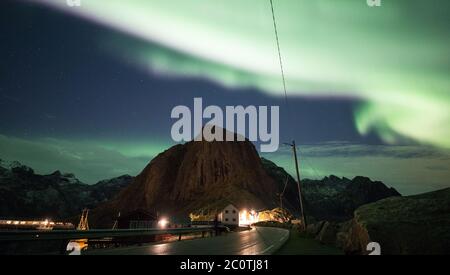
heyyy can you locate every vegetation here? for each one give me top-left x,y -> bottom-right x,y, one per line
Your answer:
275,229 -> 343,255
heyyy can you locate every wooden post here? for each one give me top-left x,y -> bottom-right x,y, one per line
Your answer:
292,140 -> 307,231
280,194 -> 283,211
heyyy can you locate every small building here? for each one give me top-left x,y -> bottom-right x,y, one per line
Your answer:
218,204 -> 239,226
190,204 -> 258,227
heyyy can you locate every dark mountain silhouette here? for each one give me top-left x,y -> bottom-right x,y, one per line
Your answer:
0,160 -> 133,220
262,159 -> 401,222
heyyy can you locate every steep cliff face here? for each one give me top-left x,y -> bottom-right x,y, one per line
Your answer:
91,139 -> 282,227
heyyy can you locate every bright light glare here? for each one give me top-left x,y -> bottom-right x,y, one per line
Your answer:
158,218 -> 169,228
239,209 -> 258,226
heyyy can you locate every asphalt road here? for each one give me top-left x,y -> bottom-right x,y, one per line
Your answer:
86,227 -> 289,255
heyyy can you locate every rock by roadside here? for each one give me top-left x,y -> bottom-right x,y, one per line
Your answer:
307,187 -> 450,255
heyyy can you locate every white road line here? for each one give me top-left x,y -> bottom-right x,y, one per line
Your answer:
260,244 -> 274,254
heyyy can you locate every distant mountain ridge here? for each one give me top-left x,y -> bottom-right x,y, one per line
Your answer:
262,158 -> 401,221
0,159 -> 133,220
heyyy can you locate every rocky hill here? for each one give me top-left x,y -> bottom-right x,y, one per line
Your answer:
341,187 -> 450,254
90,138 -> 283,227
90,138 -> 400,227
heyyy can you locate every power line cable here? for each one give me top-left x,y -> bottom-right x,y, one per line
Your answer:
270,0 -> 292,134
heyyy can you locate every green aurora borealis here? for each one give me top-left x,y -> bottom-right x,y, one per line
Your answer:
1,0 -> 449,195
35,0 -> 450,148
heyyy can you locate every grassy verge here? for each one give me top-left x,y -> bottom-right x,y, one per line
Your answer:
275,229 -> 343,255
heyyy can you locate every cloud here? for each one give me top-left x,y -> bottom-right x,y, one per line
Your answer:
298,142 -> 450,159
262,142 -> 450,195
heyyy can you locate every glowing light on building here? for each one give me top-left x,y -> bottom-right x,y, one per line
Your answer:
158,218 -> 169,228
239,209 -> 259,226
0,219 -> 75,230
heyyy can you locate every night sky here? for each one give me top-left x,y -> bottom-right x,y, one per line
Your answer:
0,0 -> 449,195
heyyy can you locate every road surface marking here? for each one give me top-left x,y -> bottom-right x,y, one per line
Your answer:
260,244 -> 274,254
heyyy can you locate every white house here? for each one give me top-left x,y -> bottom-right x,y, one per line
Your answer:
218,204 -> 239,226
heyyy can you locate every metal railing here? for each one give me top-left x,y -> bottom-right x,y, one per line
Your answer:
0,227 -> 215,242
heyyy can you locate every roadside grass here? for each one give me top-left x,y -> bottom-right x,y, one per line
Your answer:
275,229 -> 344,255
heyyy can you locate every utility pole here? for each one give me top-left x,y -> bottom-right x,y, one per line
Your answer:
285,141 -> 307,231
270,0 -> 306,230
